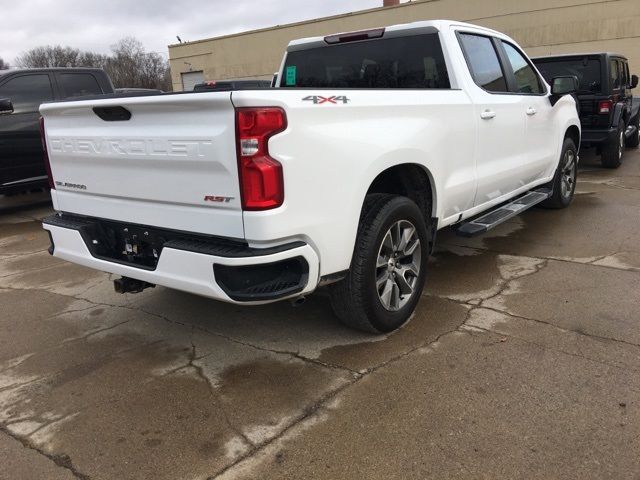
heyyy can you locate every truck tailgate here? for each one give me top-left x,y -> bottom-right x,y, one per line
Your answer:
40,93 -> 244,238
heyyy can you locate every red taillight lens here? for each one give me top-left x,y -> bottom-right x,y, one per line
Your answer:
39,117 -> 55,189
598,100 -> 613,114
235,107 -> 286,210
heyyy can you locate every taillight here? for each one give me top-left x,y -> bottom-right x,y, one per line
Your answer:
39,117 -> 55,189
235,107 -> 286,210
598,100 -> 613,114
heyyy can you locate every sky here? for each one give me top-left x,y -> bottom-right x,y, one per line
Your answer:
0,0 -> 388,65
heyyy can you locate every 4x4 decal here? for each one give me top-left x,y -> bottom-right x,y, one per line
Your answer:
302,95 -> 350,105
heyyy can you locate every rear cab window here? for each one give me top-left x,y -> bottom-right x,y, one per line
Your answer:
58,73 -> 103,98
534,57 -> 602,94
280,33 -> 450,89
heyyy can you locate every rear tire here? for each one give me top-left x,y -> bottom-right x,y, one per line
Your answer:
626,116 -> 640,148
601,123 -> 625,168
541,137 -> 578,209
328,194 -> 430,333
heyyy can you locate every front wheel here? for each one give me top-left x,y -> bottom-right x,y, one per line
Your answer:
328,194 -> 430,333
541,137 -> 578,209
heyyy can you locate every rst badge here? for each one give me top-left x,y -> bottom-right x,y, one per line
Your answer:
204,195 -> 234,203
302,95 -> 350,105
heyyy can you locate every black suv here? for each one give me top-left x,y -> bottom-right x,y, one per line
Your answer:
0,68 -> 114,193
533,53 -> 639,168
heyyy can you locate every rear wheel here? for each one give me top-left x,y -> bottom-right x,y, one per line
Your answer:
626,116 -> 640,148
329,194 -> 430,333
601,123 -> 625,168
541,137 -> 577,209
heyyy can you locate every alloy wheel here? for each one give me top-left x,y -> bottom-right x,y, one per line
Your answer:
560,148 -> 577,199
375,220 -> 421,311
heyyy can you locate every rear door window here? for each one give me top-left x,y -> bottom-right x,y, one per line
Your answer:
281,33 -> 450,89
610,60 -> 621,90
0,74 -> 54,113
58,73 -> 103,98
501,41 -> 543,94
458,33 -> 508,93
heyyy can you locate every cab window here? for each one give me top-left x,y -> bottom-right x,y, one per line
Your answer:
610,60 -> 621,90
458,33 -> 508,93
0,74 -> 54,114
59,73 -> 103,98
501,41 -> 543,94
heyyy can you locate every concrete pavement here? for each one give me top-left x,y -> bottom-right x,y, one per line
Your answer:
0,150 -> 638,480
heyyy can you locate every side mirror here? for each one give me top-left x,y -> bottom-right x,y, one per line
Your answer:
0,98 -> 13,114
631,74 -> 638,89
271,72 -> 278,88
551,76 -> 578,96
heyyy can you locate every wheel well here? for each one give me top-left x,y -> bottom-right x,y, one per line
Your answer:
366,164 -> 434,222
565,125 -> 580,150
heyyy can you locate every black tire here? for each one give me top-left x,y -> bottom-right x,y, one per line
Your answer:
601,123 -> 625,168
540,137 -> 578,209
626,116 -> 640,148
328,194 -> 430,333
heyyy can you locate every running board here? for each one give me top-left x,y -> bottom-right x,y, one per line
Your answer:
455,188 -> 552,237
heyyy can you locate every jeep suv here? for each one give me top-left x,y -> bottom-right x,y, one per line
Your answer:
533,53 -> 639,168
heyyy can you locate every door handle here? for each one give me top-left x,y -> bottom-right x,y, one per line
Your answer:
526,107 -> 537,116
480,110 -> 496,120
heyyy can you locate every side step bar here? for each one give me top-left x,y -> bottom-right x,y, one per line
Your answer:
455,188 -> 552,238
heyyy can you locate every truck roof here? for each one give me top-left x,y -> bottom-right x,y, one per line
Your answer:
532,52 -> 628,61
287,19 -> 505,51
0,67 -> 108,77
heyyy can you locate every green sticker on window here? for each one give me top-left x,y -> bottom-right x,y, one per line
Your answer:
285,66 -> 297,86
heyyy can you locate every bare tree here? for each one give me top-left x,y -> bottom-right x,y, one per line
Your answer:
0,57 -> 8,70
104,37 -> 170,90
16,46 -> 83,68
15,39 -> 171,91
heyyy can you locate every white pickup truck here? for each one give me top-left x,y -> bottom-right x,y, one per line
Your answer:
41,20 -> 580,333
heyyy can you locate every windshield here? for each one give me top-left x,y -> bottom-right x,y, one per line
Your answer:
533,58 -> 601,93
281,33 -> 450,89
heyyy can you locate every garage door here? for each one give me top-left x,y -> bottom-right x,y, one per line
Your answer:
181,71 -> 204,91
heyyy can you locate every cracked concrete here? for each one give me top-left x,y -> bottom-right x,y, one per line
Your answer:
1,149 -> 640,479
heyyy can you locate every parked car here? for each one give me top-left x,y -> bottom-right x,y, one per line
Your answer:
193,79 -> 271,91
40,20 -> 580,333
0,68 -> 114,193
533,53 -> 639,168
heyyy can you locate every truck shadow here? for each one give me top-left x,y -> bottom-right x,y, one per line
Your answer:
0,189 -> 52,216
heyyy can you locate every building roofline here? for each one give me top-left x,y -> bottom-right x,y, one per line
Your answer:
168,0 -> 432,50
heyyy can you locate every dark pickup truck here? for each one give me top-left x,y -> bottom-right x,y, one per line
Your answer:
533,53 -> 639,168
0,68 -> 114,193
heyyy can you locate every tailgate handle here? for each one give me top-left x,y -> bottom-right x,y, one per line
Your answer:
93,106 -> 132,121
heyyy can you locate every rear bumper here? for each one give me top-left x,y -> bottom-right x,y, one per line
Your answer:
581,127 -> 617,146
43,215 -> 319,304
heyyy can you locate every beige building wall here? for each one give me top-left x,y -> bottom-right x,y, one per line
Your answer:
168,0 -> 640,91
